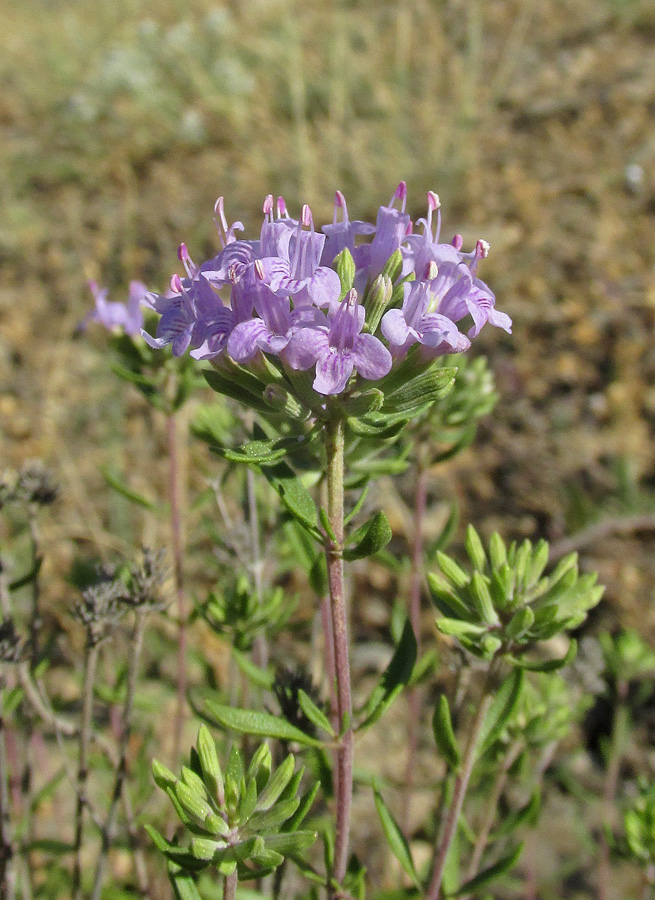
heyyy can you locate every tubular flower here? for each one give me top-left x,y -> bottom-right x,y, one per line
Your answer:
285,289 -> 392,395
113,184 -> 509,398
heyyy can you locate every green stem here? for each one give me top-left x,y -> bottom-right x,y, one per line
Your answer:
0,684 -> 16,900
325,417 -> 353,891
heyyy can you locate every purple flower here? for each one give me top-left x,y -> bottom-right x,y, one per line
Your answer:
321,191 -> 375,267
84,280 -> 146,336
381,275 -> 471,356
142,274 -> 231,358
285,289 -> 392,395
368,182 -> 412,280
227,278 -> 324,363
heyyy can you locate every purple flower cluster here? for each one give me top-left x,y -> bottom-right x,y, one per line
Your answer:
97,185 -> 511,396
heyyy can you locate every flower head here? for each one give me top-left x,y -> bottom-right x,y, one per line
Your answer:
84,280 -> 146,336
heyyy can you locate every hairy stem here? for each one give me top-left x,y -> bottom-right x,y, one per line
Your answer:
247,467 -> 268,669
224,868 -> 238,900
168,411 -> 187,768
90,609 -> 147,900
325,417 -> 353,891
598,679 -> 629,900
72,640 -> 99,900
403,450 -> 428,835
426,678 -> 495,900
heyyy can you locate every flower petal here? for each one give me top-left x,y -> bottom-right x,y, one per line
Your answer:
313,351 -> 354,395
227,319 -> 270,362
352,333 -> 392,380
381,308 -> 411,346
283,327 -> 329,370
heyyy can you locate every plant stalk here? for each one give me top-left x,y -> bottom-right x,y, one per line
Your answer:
90,609 -> 147,900
72,639 -> 100,900
426,681 -> 494,900
325,417 -> 353,891
403,450 -> 428,834
224,868 -> 238,900
168,411 -> 188,768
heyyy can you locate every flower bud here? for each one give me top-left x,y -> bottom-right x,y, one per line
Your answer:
364,275 -> 393,333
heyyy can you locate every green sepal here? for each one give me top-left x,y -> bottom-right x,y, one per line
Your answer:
243,798 -> 300,834
334,248 -> 356,296
196,724 -> 224,804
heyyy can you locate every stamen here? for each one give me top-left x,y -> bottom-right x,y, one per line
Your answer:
427,191 -> 441,212
476,239 -> 490,259
390,180 -> 408,212
334,190 -> 348,225
452,234 -> 464,251
277,196 -> 288,218
171,274 -> 184,294
424,260 -> 439,280
301,204 -> 313,229
263,194 -> 274,217
177,243 -> 197,278
254,259 -> 265,281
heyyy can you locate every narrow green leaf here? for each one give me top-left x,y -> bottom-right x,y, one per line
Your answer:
478,669 -> 525,755
432,695 -> 461,770
102,466 -> 157,510
244,798 -> 300,834
169,870 -> 204,900
261,461 -> 319,536
282,781 -> 320,832
374,790 -> 420,884
449,842 -> 524,896
204,701 -> 323,747
298,690 -> 335,737
465,525 -> 487,571
257,755 -> 296,811
232,648 -> 274,689
358,620 -> 417,731
264,830 -> 318,856
344,511 -> 392,560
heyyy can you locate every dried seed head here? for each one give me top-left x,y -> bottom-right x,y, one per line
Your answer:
122,548 -> 169,610
16,461 -> 58,507
0,618 -> 25,664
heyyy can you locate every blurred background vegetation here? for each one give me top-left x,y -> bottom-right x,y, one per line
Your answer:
1,0 -> 655,895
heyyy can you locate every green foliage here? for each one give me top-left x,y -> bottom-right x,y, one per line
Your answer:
430,528 -> 604,661
200,575 -> 296,652
150,728 -> 318,880
624,781 -> 655,865
601,629 -> 655,686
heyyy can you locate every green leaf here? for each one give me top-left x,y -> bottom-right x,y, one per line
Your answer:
282,781 -> 320,832
145,825 -> 206,871
478,669 -> 525,755
465,525 -> 487,571
204,369 -> 269,413
344,511 -> 392,560
232,648 -> 274,689
169,870 -> 204,900
204,701 -> 323,747
257,755 -> 296,811
264,830 -> 318,856
505,607 -> 535,642
358,620 -> 417,731
448,842 -> 524,896
8,556 -> 43,592
101,466 -> 157,511
374,789 -> 420,885
432,695 -> 461,770
261,462 -> 319,537
244,798 -> 300,834
152,759 -> 177,791
298,690 -> 335,737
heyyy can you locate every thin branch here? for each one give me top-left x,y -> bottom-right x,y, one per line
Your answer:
168,411 -> 188,768
550,513 -> 655,561
72,641 -> 100,900
90,608 -> 148,900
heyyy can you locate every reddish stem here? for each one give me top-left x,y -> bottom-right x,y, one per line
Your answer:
168,412 -> 187,766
